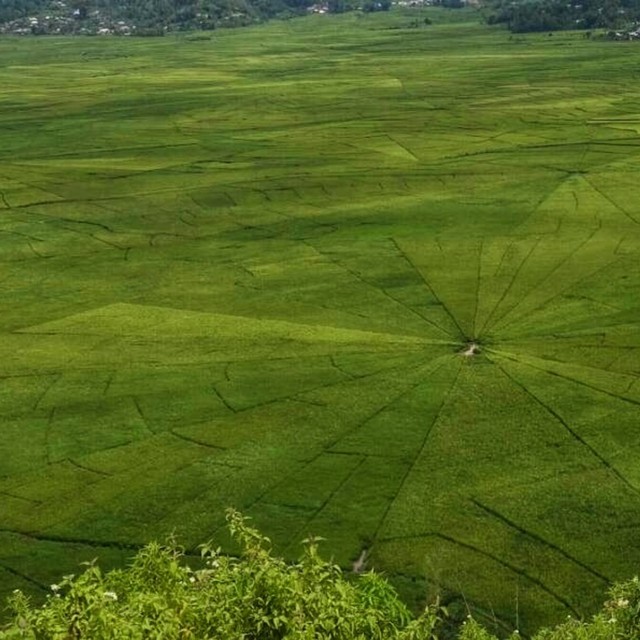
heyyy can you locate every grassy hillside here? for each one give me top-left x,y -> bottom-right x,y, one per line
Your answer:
1,11 -> 639,635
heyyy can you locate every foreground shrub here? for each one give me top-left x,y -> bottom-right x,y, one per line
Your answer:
0,510 -> 443,639
458,576 -> 640,640
2,510 -> 640,639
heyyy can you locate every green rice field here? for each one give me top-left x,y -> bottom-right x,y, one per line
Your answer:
1,11 -> 640,635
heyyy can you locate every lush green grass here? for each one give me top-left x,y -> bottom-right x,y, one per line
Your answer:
1,11 -> 640,635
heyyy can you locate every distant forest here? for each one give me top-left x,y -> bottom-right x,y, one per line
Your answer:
486,0 -> 640,33
1,0 -> 638,39
0,0 -> 393,35
0,0 -> 295,34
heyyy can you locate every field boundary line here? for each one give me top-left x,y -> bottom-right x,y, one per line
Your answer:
434,532 -> 580,616
378,531 -> 579,616
470,498 -> 609,583
234,351 -> 438,415
496,241 -> 630,336
243,357 -> 450,540
477,238 -> 541,337
371,359 -> 462,542
494,350 -> 640,407
583,174 -> 640,226
472,238 -> 484,338
391,237 -> 464,339
301,238 -> 452,339
489,226 -> 600,334
0,562 -> 48,592
67,458 -> 112,477
169,429 -> 229,452
288,454 -> 369,541
490,355 -> 640,498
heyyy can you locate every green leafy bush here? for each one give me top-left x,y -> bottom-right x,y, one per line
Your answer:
2,511 -> 640,640
0,510 -> 443,639
457,577 -> 640,640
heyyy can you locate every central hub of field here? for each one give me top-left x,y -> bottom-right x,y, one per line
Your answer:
461,341 -> 480,357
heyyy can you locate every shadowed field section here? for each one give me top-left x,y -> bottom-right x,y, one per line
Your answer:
1,14 -> 640,636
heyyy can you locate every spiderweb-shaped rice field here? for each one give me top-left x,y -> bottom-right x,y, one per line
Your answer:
1,21 -> 640,633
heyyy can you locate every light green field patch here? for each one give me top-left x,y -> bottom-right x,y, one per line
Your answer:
20,302 -> 437,347
359,136 -> 419,162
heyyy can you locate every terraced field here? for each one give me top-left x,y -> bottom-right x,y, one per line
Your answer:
1,12 -> 640,634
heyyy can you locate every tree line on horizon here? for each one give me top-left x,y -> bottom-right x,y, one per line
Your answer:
486,0 -> 640,33
0,0 -> 393,35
